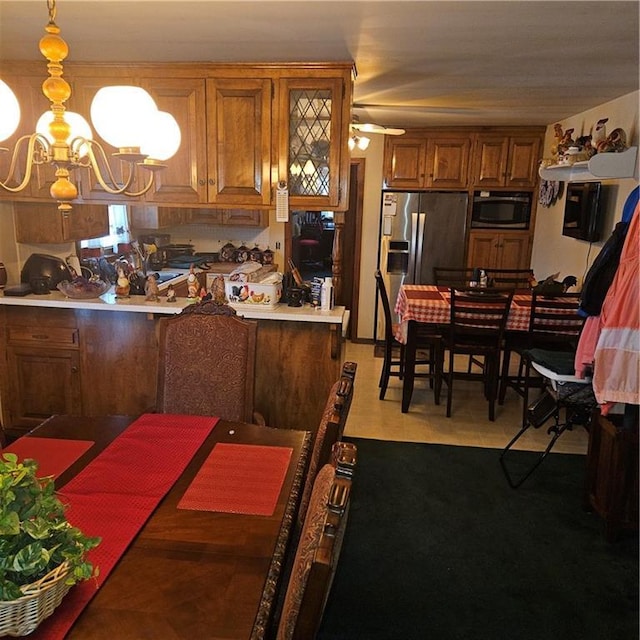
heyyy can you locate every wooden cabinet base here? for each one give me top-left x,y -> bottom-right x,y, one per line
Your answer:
0,306 -> 343,440
585,410 -> 639,542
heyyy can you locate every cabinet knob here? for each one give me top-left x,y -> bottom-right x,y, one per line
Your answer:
71,366 -> 79,373
198,179 -> 206,186
208,178 -> 215,186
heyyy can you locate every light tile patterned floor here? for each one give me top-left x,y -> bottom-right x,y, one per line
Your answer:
343,341 -> 589,455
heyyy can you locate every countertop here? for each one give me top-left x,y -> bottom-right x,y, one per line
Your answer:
0,285 -> 347,325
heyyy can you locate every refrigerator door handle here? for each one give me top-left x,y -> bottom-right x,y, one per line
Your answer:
409,212 -> 419,282
414,212 -> 426,284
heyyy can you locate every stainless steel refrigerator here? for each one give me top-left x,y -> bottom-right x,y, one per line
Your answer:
376,190 -> 469,341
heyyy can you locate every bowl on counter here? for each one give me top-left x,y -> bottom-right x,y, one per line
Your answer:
57,278 -> 111,299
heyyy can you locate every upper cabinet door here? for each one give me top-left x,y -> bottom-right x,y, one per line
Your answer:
505,137 -> 541,187
279,77 -> 348,210
471,136 -> 509,187
425,137 -> 470,189
206,78 -> 273,207
383,137 -> 428,189
472,134 -> 541,187
142,77 -> 208,204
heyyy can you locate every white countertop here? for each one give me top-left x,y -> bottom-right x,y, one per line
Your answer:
0,286 -> 346,324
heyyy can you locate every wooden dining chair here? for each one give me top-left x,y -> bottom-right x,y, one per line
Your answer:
483,268 -> 534,289
435,287 -> 513,421
296,369 -> 356,531
275,447 -> 355,640
156,300 -> 264,423
375,270 -> 440,400
498,292 -> 584,427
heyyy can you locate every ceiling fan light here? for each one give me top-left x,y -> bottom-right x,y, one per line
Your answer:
90,86 -> 158,149
356,135 -> 370,150
0,79 -> 21,142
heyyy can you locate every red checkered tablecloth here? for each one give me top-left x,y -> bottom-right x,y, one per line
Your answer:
393,285 -> 534,343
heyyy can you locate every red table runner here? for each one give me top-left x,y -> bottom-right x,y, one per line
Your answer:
3,437 -> 94,478
29,413 -> 219,640
178,443 -> 293,516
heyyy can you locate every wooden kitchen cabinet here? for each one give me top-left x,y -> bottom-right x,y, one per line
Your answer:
466,230 -> 531,270
471,134 -> 542,187
0,75 -> 62,202
383,137 -> 428,189
130,205 -> 190,229
279,76 -> 351,211
205,78 -> 273,207
141,77 -> 273,207
384,135 -> 470,189
14,202 -> 109,243
1,309 -> 82,437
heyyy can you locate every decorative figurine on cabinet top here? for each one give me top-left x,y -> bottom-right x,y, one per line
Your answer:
166,284 -> 177,302
115,266 -> 130,298
187,265 -> 199,299
145,273 -> 160,301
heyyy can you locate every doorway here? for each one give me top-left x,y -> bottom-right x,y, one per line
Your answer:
285,159 -> 364,339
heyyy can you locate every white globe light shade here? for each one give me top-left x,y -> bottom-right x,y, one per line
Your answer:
90,86 -> 158,149
36,110 -> 93,157
140,111 -> 181,161
0,79 -> 21,142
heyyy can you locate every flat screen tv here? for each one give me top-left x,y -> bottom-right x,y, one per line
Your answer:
562,181 -> 603,242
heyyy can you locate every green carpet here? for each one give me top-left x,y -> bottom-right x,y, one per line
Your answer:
318,438 -> 638,640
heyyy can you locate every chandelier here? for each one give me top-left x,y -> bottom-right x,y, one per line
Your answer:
0,0 -> 181,214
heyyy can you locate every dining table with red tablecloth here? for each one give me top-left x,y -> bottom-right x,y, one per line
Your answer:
393,285 -> 539,413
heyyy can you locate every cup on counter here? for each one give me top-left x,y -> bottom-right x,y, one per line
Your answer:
287,287 -> 303,307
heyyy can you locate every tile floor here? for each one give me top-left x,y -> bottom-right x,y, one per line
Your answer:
343,341 -> 590,455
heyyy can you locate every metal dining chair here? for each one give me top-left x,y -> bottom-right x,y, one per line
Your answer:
483,268 -> 534,289
435,287 -> 513,421
433,267 -> 476,288
375,270 -> 440,400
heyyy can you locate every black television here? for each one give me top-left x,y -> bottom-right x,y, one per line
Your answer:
562,181 -> 603,242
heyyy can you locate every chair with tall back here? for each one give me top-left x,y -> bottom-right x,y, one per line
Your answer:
375,270 -> 440,400
483,268 -> 534,289
433,267 -> 476,288
435,287 -> 513,421
275,443 -> 356,640
156,300 -> 263,423
498,292 -> 584,427
296,368 -> 356,531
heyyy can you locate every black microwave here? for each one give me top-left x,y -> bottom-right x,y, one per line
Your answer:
471,191 -> 532,229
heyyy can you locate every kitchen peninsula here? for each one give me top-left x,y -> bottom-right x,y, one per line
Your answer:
0,289 -> 347,441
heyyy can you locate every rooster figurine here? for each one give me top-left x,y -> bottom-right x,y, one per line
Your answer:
532,273 -> 578,296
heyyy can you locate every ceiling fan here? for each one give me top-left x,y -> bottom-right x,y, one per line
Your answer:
350,114 -> 405,136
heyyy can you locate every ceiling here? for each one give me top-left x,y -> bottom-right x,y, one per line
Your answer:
1,0 -> 638,129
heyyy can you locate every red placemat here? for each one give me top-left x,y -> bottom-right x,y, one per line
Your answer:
3,437 -> 94,478
178,443 -> 293,516
28,413 -> 219,640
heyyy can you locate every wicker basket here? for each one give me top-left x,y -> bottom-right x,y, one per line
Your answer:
0,562 -> 71,637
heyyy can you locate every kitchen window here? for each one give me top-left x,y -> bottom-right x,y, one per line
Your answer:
79,204 -> 131,253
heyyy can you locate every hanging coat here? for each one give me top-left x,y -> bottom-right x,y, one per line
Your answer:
592,204 -> 639,412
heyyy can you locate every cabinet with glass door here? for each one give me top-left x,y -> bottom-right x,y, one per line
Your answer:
278,75 -> 351,211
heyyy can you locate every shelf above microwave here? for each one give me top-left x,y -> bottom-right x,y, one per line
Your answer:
538,146 -> 637,182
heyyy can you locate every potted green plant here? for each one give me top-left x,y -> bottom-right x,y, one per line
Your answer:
0,453 -> 101,636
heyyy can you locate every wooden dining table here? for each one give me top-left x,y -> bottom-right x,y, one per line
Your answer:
394,284 -> 538,412
3,414 -> 311,640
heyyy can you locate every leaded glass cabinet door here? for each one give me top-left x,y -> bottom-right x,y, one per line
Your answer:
280,78 -> 345,210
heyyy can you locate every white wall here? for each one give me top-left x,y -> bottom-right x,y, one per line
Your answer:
531,91 -> 639,287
